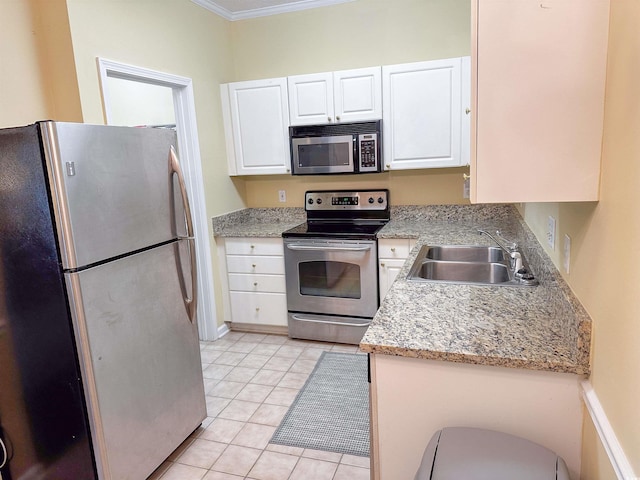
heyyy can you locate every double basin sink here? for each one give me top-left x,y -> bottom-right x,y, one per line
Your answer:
407,245 -> 537,286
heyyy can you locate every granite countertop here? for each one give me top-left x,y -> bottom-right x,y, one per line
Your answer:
361,205 -> 591,375
212,207 -> 305,237
212,205 -> 591,375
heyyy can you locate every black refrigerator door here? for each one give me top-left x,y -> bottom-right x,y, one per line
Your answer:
0,125 -> 96,479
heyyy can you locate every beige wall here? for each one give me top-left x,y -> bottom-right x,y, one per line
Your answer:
229,0 -> 471,207
522,0 -> 640,475
0,0 -> 81,127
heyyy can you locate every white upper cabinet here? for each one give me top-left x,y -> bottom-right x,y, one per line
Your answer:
471,0 -> 609,203
382,57 -> 467,170
221,78 -> 291,176
288,67 -> 382,125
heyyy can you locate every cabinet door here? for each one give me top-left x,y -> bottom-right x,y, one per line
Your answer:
471,0 -> 608,202
229,291 -> 288,326
223,78 -> 291,175
378,258 -> 407,301
383,58 -> 462,170
334,67 -> 382,123
288,72 -> 334,125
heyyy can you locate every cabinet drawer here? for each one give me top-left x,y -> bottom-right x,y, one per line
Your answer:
378,239 -> 413,259
226,255 -> 285,274
229,291 -> 287,326
225,237 -> 284,256
228,273 -> 286,293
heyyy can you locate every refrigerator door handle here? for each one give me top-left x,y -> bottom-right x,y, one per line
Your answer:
0,436 -> 7,468
169,146 -> 198,323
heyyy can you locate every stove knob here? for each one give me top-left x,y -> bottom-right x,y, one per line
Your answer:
368,197 -> 374,204
317,198 -> 322,204
378,197 -> 384,204
308,198 -> 314,205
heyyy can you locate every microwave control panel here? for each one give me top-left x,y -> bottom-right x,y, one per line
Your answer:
358,133 -> 379,172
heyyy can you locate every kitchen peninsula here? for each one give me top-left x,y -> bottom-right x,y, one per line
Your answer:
213,203 -> 592,480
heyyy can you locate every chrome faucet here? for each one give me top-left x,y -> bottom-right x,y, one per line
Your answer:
478,229 -> 523,272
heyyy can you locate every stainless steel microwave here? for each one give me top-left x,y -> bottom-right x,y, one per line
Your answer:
289,120 -> 382,175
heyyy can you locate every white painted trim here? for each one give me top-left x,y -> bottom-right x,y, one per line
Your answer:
582,381 -> 638,480
217,322 -> 230,338
97,58 -> 218,341
191,0 -> 355,21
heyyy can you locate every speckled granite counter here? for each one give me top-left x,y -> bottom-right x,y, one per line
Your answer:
361,204 -> 591,375
212,207 -> 305,237
212,205 -> 591,375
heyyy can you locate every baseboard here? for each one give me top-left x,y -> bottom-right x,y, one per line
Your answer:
217,322 -> 230,339
228,322 -> 289,336
582,381 -> 638,480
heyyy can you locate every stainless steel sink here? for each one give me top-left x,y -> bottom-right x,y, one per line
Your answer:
415,260 -> 511,284
407,245 -> 538,286
424,245 -> 505,263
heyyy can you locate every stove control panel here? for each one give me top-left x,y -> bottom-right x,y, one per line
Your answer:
305,190 -> 388,211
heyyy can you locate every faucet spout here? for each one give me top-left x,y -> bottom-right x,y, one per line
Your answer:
478,229 -> 522,271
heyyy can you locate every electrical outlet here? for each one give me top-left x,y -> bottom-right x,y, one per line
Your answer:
278,190 -> 286,203
547,216 -> 556,249
563,234 -> 571,274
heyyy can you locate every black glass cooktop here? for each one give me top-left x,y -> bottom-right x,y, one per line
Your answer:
282,220 -> 387,239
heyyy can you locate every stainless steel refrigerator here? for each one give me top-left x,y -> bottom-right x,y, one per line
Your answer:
0,122 -> 206,480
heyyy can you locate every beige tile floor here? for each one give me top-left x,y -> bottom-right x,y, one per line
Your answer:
148,332 -> 370,480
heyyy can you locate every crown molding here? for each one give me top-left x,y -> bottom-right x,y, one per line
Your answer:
191,0 -> 355,21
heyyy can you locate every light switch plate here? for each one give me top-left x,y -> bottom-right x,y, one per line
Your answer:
278,190 -> 286,203
547,216 -> 556,250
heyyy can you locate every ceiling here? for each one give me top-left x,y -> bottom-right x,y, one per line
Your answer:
191,0 -> 356,21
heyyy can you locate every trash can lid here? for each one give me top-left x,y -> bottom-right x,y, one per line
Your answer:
430,428 -> 563,480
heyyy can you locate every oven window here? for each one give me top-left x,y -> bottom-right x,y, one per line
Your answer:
298,261 -> 361,299
299,143 -> 350,167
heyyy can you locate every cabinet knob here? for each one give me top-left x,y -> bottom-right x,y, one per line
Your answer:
253,282 -> 258,287
380,262 -> 385,267
286,168 -> 290,173
465,108 -> 471,115
250,245 -> 255,249
463,173 -> 471,180
385,164 -> 391,169
252,264 -> 256,268
328,117 -> 332,122
336,116 -> 341,121
255,307 -> 260,312
390,247 -> 396,252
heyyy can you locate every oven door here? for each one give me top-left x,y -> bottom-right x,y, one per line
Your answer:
284,238 -> 378,318
291,135 -> 354,175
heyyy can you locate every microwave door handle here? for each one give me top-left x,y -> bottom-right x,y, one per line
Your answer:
286,244 -> 372,252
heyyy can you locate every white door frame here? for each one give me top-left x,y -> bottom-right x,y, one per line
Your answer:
97,57 -> 218,341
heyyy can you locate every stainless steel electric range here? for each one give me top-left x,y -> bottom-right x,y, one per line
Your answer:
282,189 -> 390,344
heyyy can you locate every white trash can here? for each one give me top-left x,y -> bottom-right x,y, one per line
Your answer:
414,427 -> 570,480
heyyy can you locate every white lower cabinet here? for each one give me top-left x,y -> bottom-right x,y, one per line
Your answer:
378,238 -> 416,301
219,237 -> 288,329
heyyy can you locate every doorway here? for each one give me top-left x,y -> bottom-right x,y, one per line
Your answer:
97,58 -> 218,341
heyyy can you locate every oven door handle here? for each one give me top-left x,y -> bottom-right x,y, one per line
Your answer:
291,314 -> 371,328
286,244 -> 372,252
